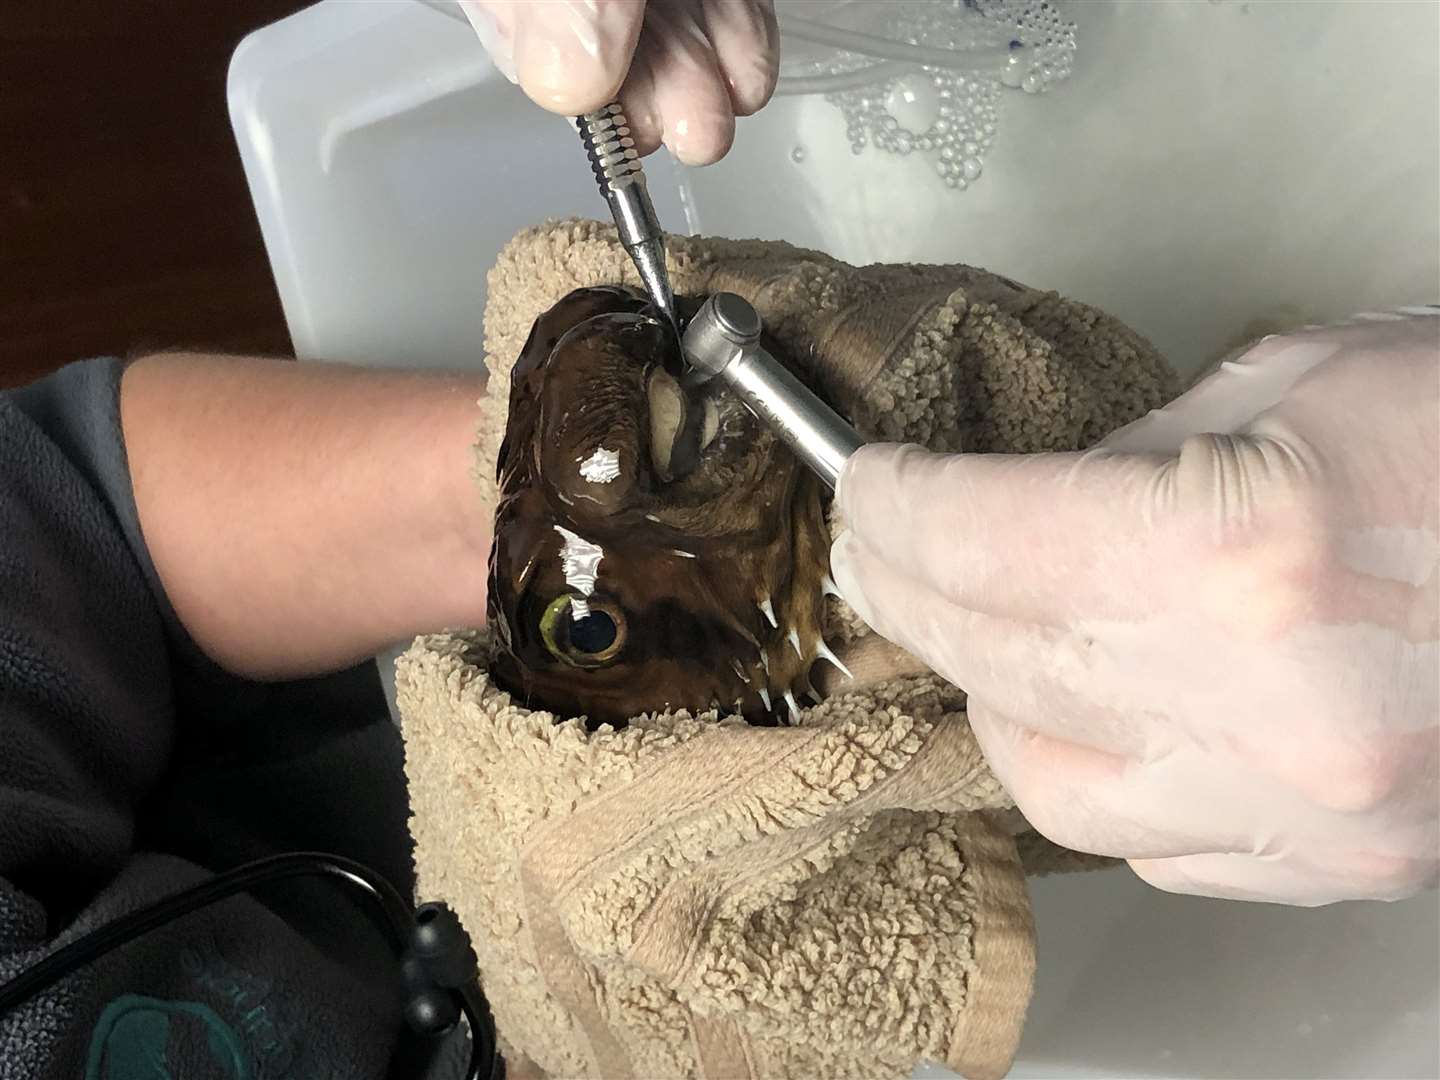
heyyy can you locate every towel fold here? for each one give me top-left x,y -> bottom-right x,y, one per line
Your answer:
397,219 -> 1177,1079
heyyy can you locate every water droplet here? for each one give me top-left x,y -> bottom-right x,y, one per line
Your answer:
963,140 -> 980,157
790,145 -> 806,164
961,157 -> 982,180
1021,72 -> 1042,94
895,132 -> 914,154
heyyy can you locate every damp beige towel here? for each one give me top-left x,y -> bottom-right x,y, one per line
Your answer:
396,219 -> 1177,1080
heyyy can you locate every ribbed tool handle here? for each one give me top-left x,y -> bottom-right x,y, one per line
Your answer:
577,103 -> 642,193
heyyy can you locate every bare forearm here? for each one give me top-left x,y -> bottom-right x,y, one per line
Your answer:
120,353 -> 491,680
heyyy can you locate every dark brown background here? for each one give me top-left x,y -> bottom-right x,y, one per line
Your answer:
0,1 -> 306,389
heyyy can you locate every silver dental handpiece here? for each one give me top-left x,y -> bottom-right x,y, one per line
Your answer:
682,293 -> 866,491
575,103 -> 677,331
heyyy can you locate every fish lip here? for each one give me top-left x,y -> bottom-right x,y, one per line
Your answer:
549,309 -> 669,361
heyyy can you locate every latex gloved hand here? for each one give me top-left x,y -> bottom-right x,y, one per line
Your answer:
460,0 -> 779,165
831,310 -> 1440,906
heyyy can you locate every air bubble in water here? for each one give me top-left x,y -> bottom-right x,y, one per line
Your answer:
885,72 -> 942,132
786,0 -> 1075,192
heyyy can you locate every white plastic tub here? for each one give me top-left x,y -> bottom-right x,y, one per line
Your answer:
228,3 -> 1439,1076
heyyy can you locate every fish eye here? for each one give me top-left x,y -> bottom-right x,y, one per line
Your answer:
539,594 -> 627,668
569,609 -> 617,653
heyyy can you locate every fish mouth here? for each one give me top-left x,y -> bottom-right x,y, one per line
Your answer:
595,294 -> 763,496
645,363 -> 744,485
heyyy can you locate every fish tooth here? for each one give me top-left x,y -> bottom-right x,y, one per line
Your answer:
759,650 -> 770,675
786,628 -> 803,658
821,574 -> 842,599
758,686 -> 772,711
784,690 -> 801,720
758,596 -> 778,627
813,639 -> 854,681
731,658 -> 752,684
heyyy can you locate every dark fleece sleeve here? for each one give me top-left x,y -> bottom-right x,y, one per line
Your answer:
0,358 -> 173,920
0,359 -> 463,1078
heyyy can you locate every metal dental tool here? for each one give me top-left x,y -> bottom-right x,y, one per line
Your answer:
683,293 -> 867,491
572,111 -> 862,490
576,103 -> 677,331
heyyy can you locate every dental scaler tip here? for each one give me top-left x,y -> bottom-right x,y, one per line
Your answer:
576,103 -> 677,330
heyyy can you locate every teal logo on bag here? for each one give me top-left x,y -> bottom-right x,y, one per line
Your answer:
85,995 -> 250,1080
